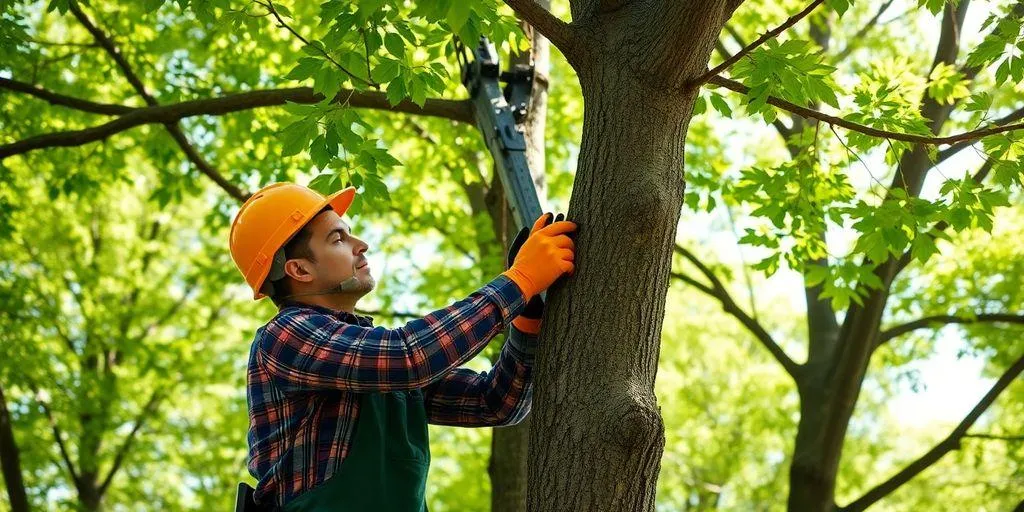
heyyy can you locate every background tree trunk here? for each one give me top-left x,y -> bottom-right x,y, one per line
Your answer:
0,385 -> 30,512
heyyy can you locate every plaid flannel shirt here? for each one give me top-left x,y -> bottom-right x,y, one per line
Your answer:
246,274 -> 537,507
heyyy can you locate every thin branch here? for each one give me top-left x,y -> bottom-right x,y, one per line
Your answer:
97,391 -> 163,495
129,285 -> 198,344
721,23 -> 800,141
935,105 -> 1024,165
165,126 -> 250,201
69,2 -> 152,101
669,271 -> 716,297
502,0 -> 578,56
962,433 -> 1024,442
259,0 -> 375,88
26,38 -> 100,48
841,352 -> 1024,512
878,313 -> 1024,344
0,77 -> 135,116
0,87 -> 473,160
24,379 -> 80,488
69,3 -> 251,202
706,75 -> 1024,145
723,203 -> 760,321
672,244 -> 802,378
831,0 -> 896,63
693,0 -> 825,86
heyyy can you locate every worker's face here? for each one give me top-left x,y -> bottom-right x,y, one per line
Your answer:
302,209 -> 375,295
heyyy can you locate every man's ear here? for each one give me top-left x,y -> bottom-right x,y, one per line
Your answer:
283,259 -> 315,283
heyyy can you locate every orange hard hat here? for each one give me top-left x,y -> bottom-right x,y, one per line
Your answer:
229,182 -> 357,300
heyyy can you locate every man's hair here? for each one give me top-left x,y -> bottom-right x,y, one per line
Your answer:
269,207 -> 330,308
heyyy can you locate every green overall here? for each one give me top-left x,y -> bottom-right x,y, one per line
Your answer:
282,390 -> 430,512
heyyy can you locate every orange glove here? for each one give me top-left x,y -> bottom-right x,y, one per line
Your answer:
501,213 -> 576,302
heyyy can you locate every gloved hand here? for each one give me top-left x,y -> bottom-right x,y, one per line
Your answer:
506,213 -> 566,320
501,212 -> 576,303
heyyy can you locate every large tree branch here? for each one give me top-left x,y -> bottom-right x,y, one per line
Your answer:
0,87 -> 473,160
97,391 -> 163,496
672,245 -> 802,378
0,77 -> 134,115
0,384 -> 30,512
706,75 -> 1023,146
878,313 -> 1024,344
693,0 -> 825,86
503,0 -> 578,56
841,352 -> 1024,512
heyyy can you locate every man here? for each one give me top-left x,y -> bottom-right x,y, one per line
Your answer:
228,182 -> 576,511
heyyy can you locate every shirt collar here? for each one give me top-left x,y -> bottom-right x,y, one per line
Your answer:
279,301 -> 375,326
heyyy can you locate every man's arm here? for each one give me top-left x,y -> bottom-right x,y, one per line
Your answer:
256,274 -> 526,393
422,324 -> 538,427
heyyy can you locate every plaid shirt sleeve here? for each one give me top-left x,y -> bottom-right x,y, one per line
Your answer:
256,274 -> 526,393
422,323 -> 537,427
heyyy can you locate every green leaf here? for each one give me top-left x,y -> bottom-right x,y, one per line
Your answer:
927,62 -> 969,104
279,118 -> 318,157
302,40 -> 328,57
964,92 -> 992,113
308,172 -> 339,194
280,102 -> 318,116
384,32 -> 405,58
142,0 -> 165,13
919,0 -> 946,15
385,78 -> 407,106
825,0 -> 850,16
693,96 -> 707,116
309,134 -> 333,167
447,3 -> 471,33
313,66 -> 344,102
407,75 -> 427,107
285,57 -> 323,81
371,58 -> 402,84
804,264 -> 829,287
710,93 -> 732,117
274,3 -> 293,18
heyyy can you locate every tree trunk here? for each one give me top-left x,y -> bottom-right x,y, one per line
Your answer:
0,384 -> 30,512
526,66 -> 698,511
519,2 -> 732,508
789,370 -> 842,511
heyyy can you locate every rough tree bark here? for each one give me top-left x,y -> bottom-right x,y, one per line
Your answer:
502,1 -> 740,510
